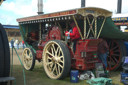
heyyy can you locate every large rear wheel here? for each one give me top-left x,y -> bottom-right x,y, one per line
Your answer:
43,40 -> 71,79
107,40 -> 126,71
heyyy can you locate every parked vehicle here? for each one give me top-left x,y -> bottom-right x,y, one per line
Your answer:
17,7 -> 128,79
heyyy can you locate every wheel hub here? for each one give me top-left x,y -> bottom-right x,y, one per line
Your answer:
52,56 -> 60,63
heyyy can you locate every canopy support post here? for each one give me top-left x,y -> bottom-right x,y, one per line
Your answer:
84,16 -> 86,39
73,15 -> 83,40
97,17 -> 106,39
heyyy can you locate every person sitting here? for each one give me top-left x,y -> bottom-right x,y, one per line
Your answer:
65,21 -> 81,53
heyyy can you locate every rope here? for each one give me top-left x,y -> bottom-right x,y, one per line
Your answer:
11,46 -> 26,85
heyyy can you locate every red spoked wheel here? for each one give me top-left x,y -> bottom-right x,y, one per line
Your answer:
107,40 -> 126,71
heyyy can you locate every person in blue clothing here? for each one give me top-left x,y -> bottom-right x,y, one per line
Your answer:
10,39 -> 14,48
97,39 -> 109,70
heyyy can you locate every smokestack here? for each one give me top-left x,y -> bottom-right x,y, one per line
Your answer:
38,0 -> 43,15
81,0 -> 85,8
117,0 -> 122,13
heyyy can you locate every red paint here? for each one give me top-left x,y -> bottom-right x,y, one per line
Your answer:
71,39 -> 100,70
47,26 -> 62,40
36,26 -> 100,71
36,50 -> 43,60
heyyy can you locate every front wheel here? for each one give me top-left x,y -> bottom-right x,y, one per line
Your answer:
43,40 -> 71,79
22,47 -> 35,71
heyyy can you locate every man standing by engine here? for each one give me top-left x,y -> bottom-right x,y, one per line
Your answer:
97,39 -> 109,70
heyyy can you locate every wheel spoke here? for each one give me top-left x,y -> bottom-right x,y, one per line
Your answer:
110,57 -> 116,64
52,44 -> 56,53
57,63 -> 63,69
47,56 -> 52,60
59,56 -> 63,59
58,64 -> 60,74
24,59 -> 27,63
47,62 -> 53,66
26,50 -> 29,56
58,49 -> 61,57
55,65 -> 59,75
111,56 -> 118,63
24,50 -> 28,56
28,60 -> 32,66
52,64 -> 56,74
28,52 -> 30,56
111,46 -> 118,51
113,49 -> 120,52
109,56 -> 112,67
46,51 -> 54,57
111,54 -> 120,57
55,47 -> 59,56
50,62 -> 54,68
51,47 -> 54,56
29,57 -> 32,60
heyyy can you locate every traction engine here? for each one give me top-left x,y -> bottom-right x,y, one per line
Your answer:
17,7 -> 112,79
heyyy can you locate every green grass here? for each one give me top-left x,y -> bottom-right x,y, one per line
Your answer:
12,65 -> 124,85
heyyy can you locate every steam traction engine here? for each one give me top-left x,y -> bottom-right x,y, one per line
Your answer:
17,7 -> 112,79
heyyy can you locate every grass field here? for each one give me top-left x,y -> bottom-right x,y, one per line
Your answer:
10,49 -> 124,85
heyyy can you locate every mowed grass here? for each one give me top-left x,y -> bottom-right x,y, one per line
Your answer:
11,65 -> 124,85
12,65 -> 87,85
10,49 -> 124,85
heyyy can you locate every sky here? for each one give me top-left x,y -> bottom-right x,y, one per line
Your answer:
0,0 -> 128,25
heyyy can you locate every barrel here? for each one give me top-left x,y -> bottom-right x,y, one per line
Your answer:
70,70 -> 79,83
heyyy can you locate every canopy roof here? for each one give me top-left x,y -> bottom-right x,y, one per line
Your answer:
17,7 -> 112,24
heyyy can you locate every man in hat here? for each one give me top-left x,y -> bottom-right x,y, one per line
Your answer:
65,21 -> 80,53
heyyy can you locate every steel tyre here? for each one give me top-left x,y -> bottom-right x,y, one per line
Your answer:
43,40 -> 71,79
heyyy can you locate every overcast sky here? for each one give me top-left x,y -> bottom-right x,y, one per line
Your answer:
0,0 -> 128,25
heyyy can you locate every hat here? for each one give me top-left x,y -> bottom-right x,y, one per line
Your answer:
69,21 -> 75,27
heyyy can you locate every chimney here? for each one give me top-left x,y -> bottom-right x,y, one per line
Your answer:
81,0 -> 86,8
37,0 -> 43,15
117,0 -> 122,13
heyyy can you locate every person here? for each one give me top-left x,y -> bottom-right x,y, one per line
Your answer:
10,39 -> 14,48
15,39 -> 19,50
65,21 -> 81,53
97,39 -> 109,70
22,40 -> 25,49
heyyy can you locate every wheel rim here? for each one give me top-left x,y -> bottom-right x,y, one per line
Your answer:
107,40 -> 121,70
22,48 -> 33,70
43,41 -> 64,79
